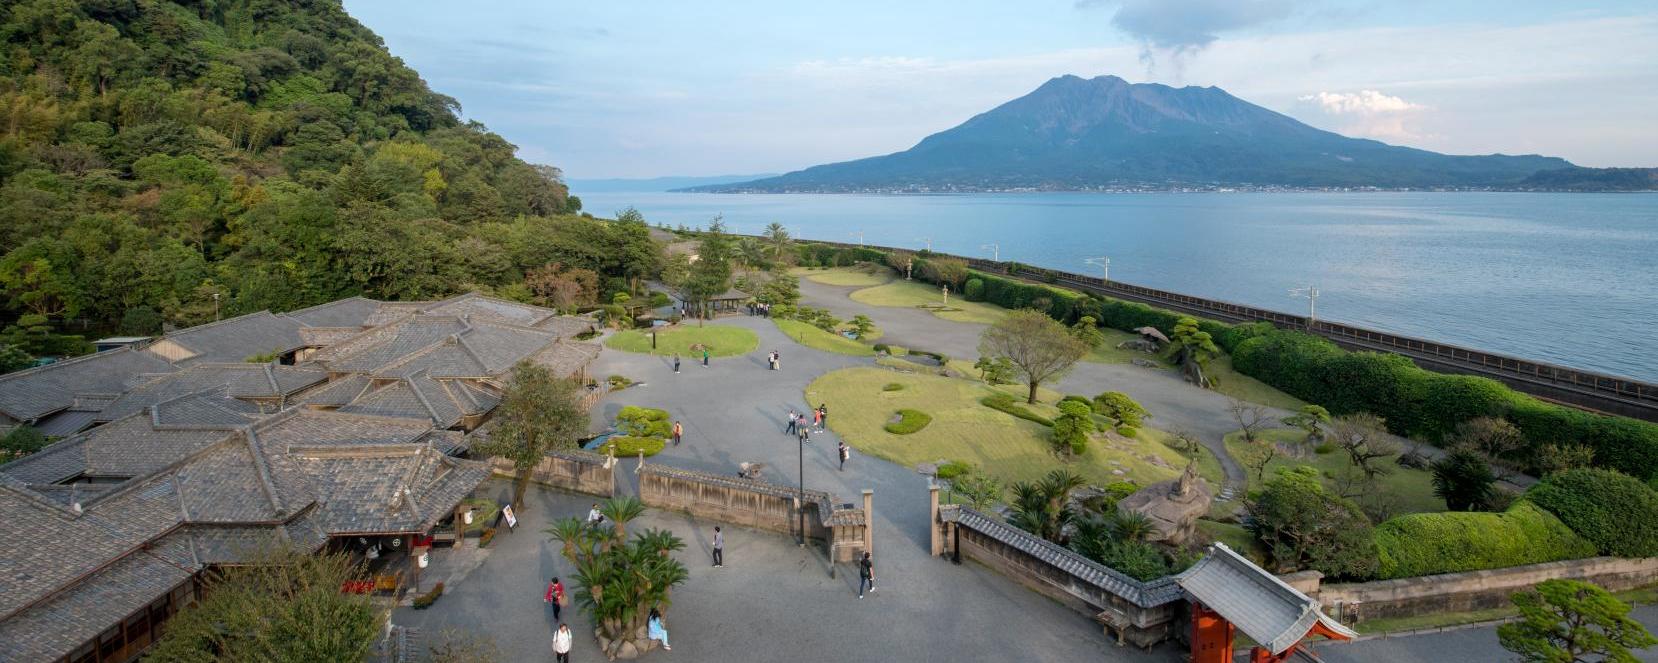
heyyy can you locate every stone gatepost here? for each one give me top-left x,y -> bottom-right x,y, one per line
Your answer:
928,482 -> 941,556
862,489 -> 874,556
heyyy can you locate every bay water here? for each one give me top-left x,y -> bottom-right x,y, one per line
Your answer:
577,191 -> 1658,382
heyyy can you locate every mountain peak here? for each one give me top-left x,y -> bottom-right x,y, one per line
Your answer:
686,75 -> 1574,192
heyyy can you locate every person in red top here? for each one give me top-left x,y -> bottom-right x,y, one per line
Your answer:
544,576 -> 566,622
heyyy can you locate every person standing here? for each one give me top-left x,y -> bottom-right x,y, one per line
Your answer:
786,410 -> 798,435
672,353 -> 681,374
712,526 -> 724,567
587,504 -> 604,525
818,404 -> 829,429
553,623 -> 573,663
647,609 -> 671,651
858,551 -> 875,598
672,420 -> 684,447
702,348 -> 710,367
798,424 -> 809,444
544,576 -> 566,622
838,441 -> 849,472
812,407 -> 822,430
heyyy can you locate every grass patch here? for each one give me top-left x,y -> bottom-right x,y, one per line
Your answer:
849,280 -> 1007,325
1197,520 -> 1265,559
774,319 -> 876,356
791,265 -> 893,287
884,409 -> 933,435
1205,354 -> 1306,410
1225,429 -> 1444,515
882,383 -> 904,392
1083,328 -> 1168,364
604,324 -> 758,357
598,435 -> 666,457
808,367 -> 1204,489
877,356 -> 952,375
1353,584 -> 1658,634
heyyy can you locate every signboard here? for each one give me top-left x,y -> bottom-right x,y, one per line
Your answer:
501,504 -> 518,529
417,552 -> 429,569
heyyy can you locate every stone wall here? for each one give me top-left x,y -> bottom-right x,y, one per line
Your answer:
639,464 -> 869,562
932,491 -> 1182,648
1314,556 -> 1658,623
489,449 -> 615,497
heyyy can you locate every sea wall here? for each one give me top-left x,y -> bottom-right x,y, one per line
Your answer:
799,238 -> 1657,421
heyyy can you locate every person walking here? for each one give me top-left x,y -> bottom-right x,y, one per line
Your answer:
672,420 -> 683,447
648,609 -> 671,651
818,404 -> 829,429
712,526 -> 724,567
797,424 -> 809,444
672,353 -> 681,374
786,410 -> 798,435
858,551 -> 875,598
544,576 -> 567,622
553,623 -> 573,663
702,348 -> 710,367
587,504 -> 604,525
838,441 -> 849,472
812,407 -> 822,430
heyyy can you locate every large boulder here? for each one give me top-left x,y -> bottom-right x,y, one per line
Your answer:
1116,461 -> 1213,545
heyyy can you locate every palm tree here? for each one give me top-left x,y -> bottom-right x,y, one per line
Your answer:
599,496 -> 646,542
546,517 -> 598,566
552,505 -> 689,659
1109,511 -> 1155,542
736,237 -> 768,271
634,528 -> 687,558
765,222 -> 791,260
1008,468 -> 1086,542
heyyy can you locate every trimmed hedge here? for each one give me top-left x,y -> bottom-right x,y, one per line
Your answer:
1526,468 -> 1658,558
1232,329 -> 1658,479
1372,502 -> 1595,579
616,405 -> 672,438
412,582 -> 444,609
600,435 -> 666,457
979,393 -> 1053,427
882,382 -> 904,392
884,409 -> 933,435
936,460 -> 973,479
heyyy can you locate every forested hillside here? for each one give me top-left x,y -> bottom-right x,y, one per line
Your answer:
0,0 -> 648,368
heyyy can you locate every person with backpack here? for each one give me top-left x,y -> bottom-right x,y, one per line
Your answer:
858,551 -> 875,598
553,623 -> 573,662
544,576 -> 567,622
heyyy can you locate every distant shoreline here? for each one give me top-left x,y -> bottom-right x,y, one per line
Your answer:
670,187 -> 1658,195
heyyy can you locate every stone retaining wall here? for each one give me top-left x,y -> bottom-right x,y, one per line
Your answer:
489,449 -> 615,496
639,464 -> 870,562
931,488 -> 1182,648
1314,556 -> 1658,623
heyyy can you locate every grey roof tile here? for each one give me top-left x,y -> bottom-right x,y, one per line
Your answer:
0,347 -> 175,421
294,374 -> 373,407
151,311 -> 307,365
1176,543 -> 1356,654
281,296 -> 384,328
0,547 -> 194,663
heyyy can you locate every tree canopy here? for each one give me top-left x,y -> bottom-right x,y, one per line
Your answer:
978,309 -> 1086,404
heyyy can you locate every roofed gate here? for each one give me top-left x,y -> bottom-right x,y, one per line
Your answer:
1177,543 -> 1356,662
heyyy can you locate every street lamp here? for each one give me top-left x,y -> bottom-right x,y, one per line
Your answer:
1289,286 -> 1320,325
916,237 -> 932,252
980,243 -> 999,262
1085,256 -> 1111,283
850,231 -> 864,247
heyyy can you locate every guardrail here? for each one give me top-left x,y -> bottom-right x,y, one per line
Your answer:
794,238 -> 1658,421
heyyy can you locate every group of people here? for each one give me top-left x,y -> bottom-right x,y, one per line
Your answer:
785,404 -> 829,436
766,349 -> 782,370
745,301 -> 773,316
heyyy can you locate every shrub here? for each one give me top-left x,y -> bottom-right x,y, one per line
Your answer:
936,460 -> 973,479
886,345 -> 908,356
601,435 -> 666,457
963,278 -> 985,301
478,528 -> 497,548
607,375 -> 633,390
882,382 -> 904,392
1247,467 -> 1378,578
1115,425 -> 1139,438
884,409 -> 933,435
1526,468 -> 1658,558
1052,400 -> 1093,456
615,406 -> 671,438
1313,442 -> 1337,455
1431,447 -> 1496,511
412,583 -> 445,609
980,393 -> 1053,427
1092,391 -> 1148,427
872,343 -> 889,353
1372,502 -> 1595,579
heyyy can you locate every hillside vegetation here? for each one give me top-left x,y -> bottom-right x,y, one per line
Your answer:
0,0 -> 653,363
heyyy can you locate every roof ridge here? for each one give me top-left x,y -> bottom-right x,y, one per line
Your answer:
0,346 -> 140,384
161,309 -> 278,337
402,373 -> 444,425
278,295 -> 382,321
241,429 -> 286,517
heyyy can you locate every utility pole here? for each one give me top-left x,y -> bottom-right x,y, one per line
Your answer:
980,243 -> 999,262
851,231 -> 864,247
917,237 -> 932,252
1084,256 -> 1111,283
1289,286 -> 1320,325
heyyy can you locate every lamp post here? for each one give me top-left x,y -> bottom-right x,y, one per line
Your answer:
1085,256 -> 1111,283
1289,286 -> 1320,326
850,231 -> 864,247
212,292 -> 220,321
917,237 -> 932,252
980,243 -> 999,262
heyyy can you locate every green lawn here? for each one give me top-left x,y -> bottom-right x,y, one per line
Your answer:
604,324 -> 759,357
1224,429 -> 1444,515
1196,520 -> 1265,559
790,265 -> 893,287
1083,328 -> 1166,364
848,280 -> 1007,325
1206,355 -> 1306,410
807,367 -> 1204,490
774,319 -> 876,356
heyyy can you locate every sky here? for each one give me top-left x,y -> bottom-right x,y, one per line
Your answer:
343,1 -> 1658,179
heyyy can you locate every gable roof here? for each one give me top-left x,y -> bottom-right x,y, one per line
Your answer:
1177,543 -> 1357,655
149,311 -> 308,365
280,296 -> 383,328
0,347 -> 176,422
95,363 -> 325,423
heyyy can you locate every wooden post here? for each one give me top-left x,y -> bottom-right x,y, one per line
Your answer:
928,482 -> 941,556
861,489 -> 874,557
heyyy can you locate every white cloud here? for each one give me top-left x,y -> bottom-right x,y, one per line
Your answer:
1299,90 -> 1423,115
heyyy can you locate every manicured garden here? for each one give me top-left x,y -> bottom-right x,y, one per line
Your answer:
806,367 -> 1212,489
790,265 -> 892,287
849,280 -> 1008,325
604,324 -> 759,357
773,319 -> 876,356
1222,428 -> 1443,515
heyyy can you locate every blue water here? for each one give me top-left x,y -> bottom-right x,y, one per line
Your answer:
577,191 -> 1658,382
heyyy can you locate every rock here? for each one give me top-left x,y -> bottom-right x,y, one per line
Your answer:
1111,469 -> 1126,476
915,461 -> 939,475
1132,358 -> 1159,369
615,640 -> 640,659
1115,460 -> 1214,546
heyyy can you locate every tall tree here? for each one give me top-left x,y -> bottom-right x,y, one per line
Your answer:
1498,579 -> 1656,662
475,361 -> 587,509
1329,412 -> 1398,481
764,222 -> 791,260
978,309 -> 1087,404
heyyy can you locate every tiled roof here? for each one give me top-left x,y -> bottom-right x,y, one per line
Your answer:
0,485 -> 134,620
941,505 -> 1184,608
96,364 -> 324,423
419,292 -> 559,327
337,374 -> 493,429
292,445 -> 489,534
150,390 -> 265,428
298,326 -> 366,348
360,301 -> 433,328
255,410 -> 432,451
281,296 -> 383,328
0,543 -> 195,663
0,347 -> 175,422
152,311 -> 308,365
294,374 -> 373,407
534,315 -> 595,339
311,316 -> 470,374
530,340 -> 602,378
31,410 -> 98,438
1176,543 -> 1357,654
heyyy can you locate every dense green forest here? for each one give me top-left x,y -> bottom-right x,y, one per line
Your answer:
0,0 -> 654,367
